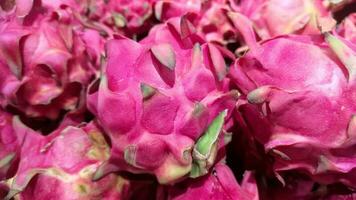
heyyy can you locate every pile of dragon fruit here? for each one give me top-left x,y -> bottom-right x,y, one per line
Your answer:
0,0 -> 355,199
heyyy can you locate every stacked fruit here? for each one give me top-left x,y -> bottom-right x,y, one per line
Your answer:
0,0 -> 355,199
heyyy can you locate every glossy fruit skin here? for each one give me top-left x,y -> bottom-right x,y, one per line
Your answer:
230,30 -> 356,188
87,17 -> 238,184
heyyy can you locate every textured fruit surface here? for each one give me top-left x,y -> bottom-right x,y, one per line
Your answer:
87,17 -> 238,184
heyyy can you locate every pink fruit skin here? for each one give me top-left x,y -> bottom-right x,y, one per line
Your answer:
0,7 -> 101,120
19,174 -> 124,200
155,0 -> 241,46
87,17 -> 238,184
76,0 -> 157,37
230,29 -> 356,188
154,0 -> 201,21
7,120 -> 126,199
0,182 -> 9,199
157,164 -> 258,200
232,0 -> 335,39
337,14 -> 356,44
0,109 -> 24,181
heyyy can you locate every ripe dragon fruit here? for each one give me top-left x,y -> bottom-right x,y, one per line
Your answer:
4,0 -> 76,18
0,182 -> 8,199
0,109 -> 23,182
87,17 -> 239,184
157,163 -> 259,200
0,7 -> 101,122
230,0 -> 336,40
76,0 -> 157,38
258,171 -> 356,199
337,13 -> 356,44
155,0 -> 243,46
154,0 -> 201,21
3,120 -> 129,199
229,13 -> 356,188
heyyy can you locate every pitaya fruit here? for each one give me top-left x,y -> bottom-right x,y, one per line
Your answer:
326,0 -> 355,13
4,120 -> 128,199
154,0 -> 201,21
0,109 -> 24,181
87,17 -> 239,184
258,171 -> 356,199
230,0 -> 336,40
0,182 -> 9,199
0,7 -> 101,123
337,13 -> 356,44
229,14 -> 356,188
157,163 -> 259,200
77,0 -> 157,38
155,0 -> 244,47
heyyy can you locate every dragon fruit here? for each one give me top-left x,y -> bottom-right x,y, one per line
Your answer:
87,17 -> 239,184
230,0 -> 336,40
0,7 -> 101,123
337,13 -> 356,44
154,0 -> 201,21
0,182 -> 9,199
0,109 -> 23,181
157,163 -> 259,200
229,13 -> 356,188
3,120 -> 129,199
326,0 -> 355,12
76,0 -> 157,38
155,0 -> 243,46
257,171 -> 356,199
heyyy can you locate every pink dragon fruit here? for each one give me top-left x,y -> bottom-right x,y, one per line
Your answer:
0,182 -> 8,199
87,17 -> 239,184
337,13 -> 356,44
0,7 -> 101,122
0,109 -> 24,181
229,13 -> 356,188
154,0 -> 202,21
155,0 -> 244,46
157,163 -> 259,200
230,0 -> 336,40
326,0 -> 355,12
258,171 -> 356,199
76,0 -> 157,38
0,0 -> 79,19
3,120 -> 128,199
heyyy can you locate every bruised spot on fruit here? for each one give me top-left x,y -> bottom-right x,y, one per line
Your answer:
87,131 -> 110,160
46,168 -> 71,181
89,131 -> 108,147
75,183 -> 89,194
